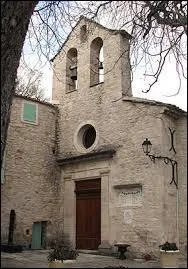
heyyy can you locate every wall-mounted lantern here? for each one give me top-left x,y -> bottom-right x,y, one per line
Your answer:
142,138 -> 178,188
142,138 -> 152,155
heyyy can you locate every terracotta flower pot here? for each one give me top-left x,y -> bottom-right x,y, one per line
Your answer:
160,250 -> 179,268
49,259 -> 76,268
49,260 -> 64,268
63,260 -> 76,264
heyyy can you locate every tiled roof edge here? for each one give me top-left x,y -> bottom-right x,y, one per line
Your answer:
122,96 -> 187,116
14,94 -> 57,109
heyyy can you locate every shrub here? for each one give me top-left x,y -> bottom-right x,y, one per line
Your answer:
159,242 -> 178,251
47,229 -> 78,262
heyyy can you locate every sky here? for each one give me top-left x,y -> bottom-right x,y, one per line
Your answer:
20,6 -> 187,112
21,46 -> 187,112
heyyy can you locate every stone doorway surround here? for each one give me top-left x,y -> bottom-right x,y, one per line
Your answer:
63,166 -> 111,252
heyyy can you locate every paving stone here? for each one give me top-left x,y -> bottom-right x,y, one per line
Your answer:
1,250 -> 187,268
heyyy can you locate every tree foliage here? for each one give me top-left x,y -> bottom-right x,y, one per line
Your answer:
15,66 -> 49,101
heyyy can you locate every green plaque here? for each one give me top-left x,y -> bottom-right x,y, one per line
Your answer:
23,102 -> 37,123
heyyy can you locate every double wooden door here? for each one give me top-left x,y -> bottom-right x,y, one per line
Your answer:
75,179 -> 101,250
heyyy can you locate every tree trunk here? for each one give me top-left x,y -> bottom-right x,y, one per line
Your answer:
1,1 -> 38,168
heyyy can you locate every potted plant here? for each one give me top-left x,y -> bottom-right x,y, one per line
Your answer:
159,241 -> 179,268
47,229 -> 78,268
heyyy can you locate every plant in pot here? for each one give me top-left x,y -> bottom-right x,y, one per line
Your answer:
159,241 -> 179,268
47,229 -> 78,268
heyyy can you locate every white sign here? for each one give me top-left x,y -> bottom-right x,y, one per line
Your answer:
124,210 -> 133,224
118,187 -> 142,206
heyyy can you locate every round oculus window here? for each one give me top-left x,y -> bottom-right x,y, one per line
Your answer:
76,124 -> 97,150
82,125 -> 96,149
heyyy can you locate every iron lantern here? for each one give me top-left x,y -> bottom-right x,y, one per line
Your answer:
141,137 -> 178,188
142,138 -> 152,155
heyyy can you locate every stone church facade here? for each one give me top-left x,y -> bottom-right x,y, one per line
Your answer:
1,17 -> 187,259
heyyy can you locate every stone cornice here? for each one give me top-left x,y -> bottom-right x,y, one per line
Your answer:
56,149 -> 116,166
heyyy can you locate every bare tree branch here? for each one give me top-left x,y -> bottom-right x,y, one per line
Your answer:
16,65 -> 49,101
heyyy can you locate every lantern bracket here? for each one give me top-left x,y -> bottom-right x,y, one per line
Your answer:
142,138 -> 178,189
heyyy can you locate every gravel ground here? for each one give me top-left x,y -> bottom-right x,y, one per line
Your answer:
1,250 -> 187,268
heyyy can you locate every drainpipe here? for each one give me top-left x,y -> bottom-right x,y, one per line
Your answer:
176,186 -> 180,249
176,163 -> 180,249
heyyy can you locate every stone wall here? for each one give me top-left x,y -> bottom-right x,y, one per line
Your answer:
176,116 -> 187,258
1,95 -> 61,246
52,18 -> 187,258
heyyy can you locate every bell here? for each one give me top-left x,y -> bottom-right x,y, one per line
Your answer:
98,61 -> 103,70
70,65 -> 77,80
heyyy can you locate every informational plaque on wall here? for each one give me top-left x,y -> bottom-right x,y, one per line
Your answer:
118,185 -> 142,206
124,209 -> 133,224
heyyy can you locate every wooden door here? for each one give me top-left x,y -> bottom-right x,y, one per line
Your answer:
76,179 -> 101,250
31,222 -> 42,249
41,221 -> 47,248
